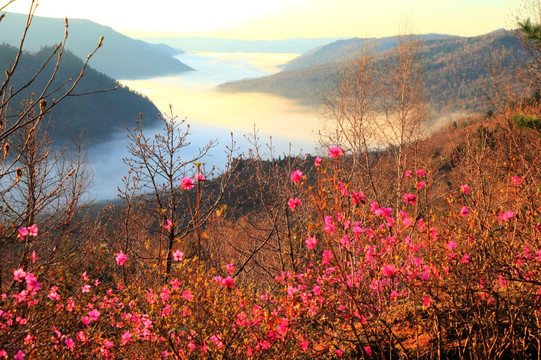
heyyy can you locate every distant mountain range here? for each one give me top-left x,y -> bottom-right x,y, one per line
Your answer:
0,43 -> 160,146
134,36 -> 349,54
219,30 -> 523,114
281,33 -> 457,71
0,12 -> 193,79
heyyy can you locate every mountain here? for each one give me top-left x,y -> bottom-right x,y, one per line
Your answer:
219,30 -> 523,114
0,43 -> 160,146
0,12 -> 192,79
133,36 -> 349,54
281,33 -> 456,72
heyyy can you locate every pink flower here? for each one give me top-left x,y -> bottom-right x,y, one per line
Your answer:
498,211 -> 514,222
182,290 -> 193,301
77,331 -> 88,343
195,172 -> 206,182
64,338 -> 75,350
226,263 -> 235,274
221,276 -> 235,288
31,251 -> 38,263
423,296 -> 431,307
416,181 -> 425,189
405,170 -> 412,177
322,250 -> 333,265
511,176 -> 522,186
324,216 -> 335,234
14,350 -> 25,360
460,184 -> 470,194
460,206 -> 469,217
403,193 -> 417,205
25,273 -> 40,291
364,346 -> 372,356
17,227 -> 28,241
382,264 -> 396,277
287,285 -> 298,298
121,331 -> 132,346
446,241 -> 457,251
351,190 -> 365,205
209,334 -> 223,349
180,176 -> 194,190
288,197 -> 301,210
328,146 -> 344,159
88,309 -> 101,322
27,224 -> 38,237
17,224 -> 38,241
339,235 -> 350,248
290,170 -> 303,183
335,349 -> 344,357
173,250 -> 184,261
13,268 -> 26,282
116,252 -> 127,266
102,339 -> 114,348
163,219 -> 172,232
314,156 -> 322,167
82,284 -> 91,293
417,169 -> 426,177
417,218 -> 426,231
305,236 -> 318,250
48,286 -> 60,301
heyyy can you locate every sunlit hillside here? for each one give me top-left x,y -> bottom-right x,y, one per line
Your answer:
1,1 -> 541,359
220,30 -> 523,114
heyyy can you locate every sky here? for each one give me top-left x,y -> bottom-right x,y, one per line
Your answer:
4,0 -> 518,40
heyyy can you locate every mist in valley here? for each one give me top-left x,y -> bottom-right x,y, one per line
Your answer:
87,51 -> 320,200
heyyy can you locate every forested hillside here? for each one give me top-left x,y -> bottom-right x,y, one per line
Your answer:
281,33 -> 455,71
220,30 -> 523,114
0,43 -> 160,145
0,12 -> 192,79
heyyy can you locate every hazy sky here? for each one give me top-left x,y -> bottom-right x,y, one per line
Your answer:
5,0 -> 517,39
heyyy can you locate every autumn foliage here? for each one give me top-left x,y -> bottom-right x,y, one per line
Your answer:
1,113 -> 540,359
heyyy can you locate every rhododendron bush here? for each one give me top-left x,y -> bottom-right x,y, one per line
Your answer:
1,143 -> 540,359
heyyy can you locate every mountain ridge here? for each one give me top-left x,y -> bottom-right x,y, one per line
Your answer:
0,43 -> 160,146
0,12 -> 193,79
281,33 -> 458,72
219,30 -> 522,114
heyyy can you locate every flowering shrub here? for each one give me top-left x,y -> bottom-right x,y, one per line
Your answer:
1,138 -> 540,359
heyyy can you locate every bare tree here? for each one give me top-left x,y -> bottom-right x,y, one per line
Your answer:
379,32 -> 429,210
123,108 -> 235,279
320,45 -> 382,200
319,32 -> 428,207
0,0 -> 101,289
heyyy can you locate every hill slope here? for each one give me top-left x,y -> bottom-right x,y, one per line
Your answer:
282,33 -> 455,72
220,30 -> 523,113
0,44 -> 160,146
0,12 -> 192,79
